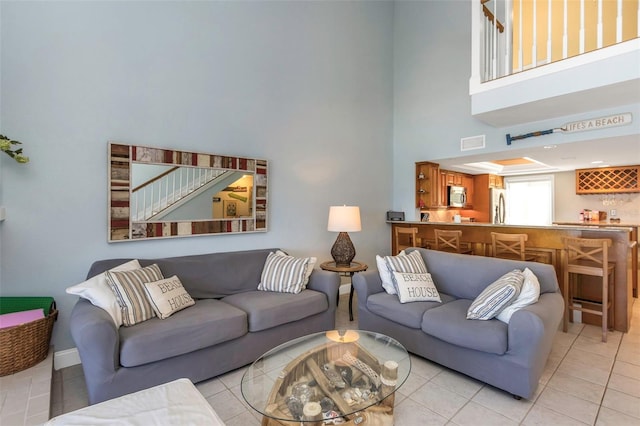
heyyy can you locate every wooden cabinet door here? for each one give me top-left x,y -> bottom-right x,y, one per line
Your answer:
416,162 -> 440,209
462,174 -> 474,206
427,165 -> 440,207
488,174 -> 504,189
440,171 -> 448,207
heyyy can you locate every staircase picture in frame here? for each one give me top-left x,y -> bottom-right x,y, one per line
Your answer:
108,142 -> 268,242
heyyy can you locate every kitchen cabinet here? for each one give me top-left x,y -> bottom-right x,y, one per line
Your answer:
444,172 -> 463,186
472,174 -> 503,223
416,162 -> 440,209
438,169 -> 474,208
462,174 -> 475,206
439,171 -> 448,207
488,174 -> 504,189
417,162 -> 474,209
576,165 -> 640,194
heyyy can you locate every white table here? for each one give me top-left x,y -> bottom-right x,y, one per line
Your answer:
44,378 -> 225,425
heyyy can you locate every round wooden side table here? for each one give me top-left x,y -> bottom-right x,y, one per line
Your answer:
319,260 -> 368,321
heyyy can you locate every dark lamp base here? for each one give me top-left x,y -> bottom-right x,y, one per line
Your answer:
331,232 -> 356,267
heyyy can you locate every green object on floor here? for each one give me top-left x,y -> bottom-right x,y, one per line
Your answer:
0,297 -> 56,315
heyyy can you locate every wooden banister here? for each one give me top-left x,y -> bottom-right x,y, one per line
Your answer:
482,2 -> 504,33
132,166 -> 180,193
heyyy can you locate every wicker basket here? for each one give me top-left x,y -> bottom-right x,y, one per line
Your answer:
0,297 -> 58,376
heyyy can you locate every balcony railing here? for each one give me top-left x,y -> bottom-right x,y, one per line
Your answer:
477,0 -> 640,83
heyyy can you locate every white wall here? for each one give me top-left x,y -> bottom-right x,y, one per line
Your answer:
554,171 -> 640,223
0,1 -> 394,351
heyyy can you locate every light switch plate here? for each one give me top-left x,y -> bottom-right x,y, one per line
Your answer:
610,209 -> 617,217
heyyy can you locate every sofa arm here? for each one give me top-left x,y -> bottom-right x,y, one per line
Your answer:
306,269 -> 340,308
352,270 -> 385,303
70,299 -> 120,381
507,292 -> 564,362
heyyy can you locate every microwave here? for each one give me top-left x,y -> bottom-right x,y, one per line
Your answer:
447,186 -> 467,208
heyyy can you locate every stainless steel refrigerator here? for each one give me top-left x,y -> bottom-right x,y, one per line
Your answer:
491,188 -> 507,224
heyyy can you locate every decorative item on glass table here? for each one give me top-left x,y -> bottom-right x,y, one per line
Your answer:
263,340 -> 394,425
327,205 -> 361,267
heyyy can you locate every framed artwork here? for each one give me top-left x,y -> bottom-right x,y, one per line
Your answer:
224,200 -> 238,218
108,142 -> 268,241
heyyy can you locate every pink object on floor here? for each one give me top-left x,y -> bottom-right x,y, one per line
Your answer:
0,308 -> 45,329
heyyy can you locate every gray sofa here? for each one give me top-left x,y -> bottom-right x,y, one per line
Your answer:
70,248 -> 340,404
353,248 -> 564,399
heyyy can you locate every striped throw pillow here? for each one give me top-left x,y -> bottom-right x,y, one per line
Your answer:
384,250 -> 428,295
106,264 -> 165,326
376,250 -> 406,295
258,252 -> 311,294
467,269 -> 524,320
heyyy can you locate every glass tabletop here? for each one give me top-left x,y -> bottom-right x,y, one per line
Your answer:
240,330 -> 410,423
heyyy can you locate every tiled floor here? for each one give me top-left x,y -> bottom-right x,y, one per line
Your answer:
45,292 -> 640,425
0,351 -> 53,425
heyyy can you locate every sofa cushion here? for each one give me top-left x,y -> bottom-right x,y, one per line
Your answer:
222,290 -> 328,332
106,264 -> 165,326
119,299 -> 247,367
467,270 -> 524,320
276,250 -> 316,285
66,259 -> 141,327
257,251 -> 312,294
422,299 -> 508,355
384,250 -> 428,275
496,267 -> 541,323
376,250 -> 406,294
367,291 -> 455,329
143,276 -> 195,319
133,248 -> 279,298
391,272 -> 441,303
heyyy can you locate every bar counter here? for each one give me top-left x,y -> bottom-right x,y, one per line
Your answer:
389,221 -> 636,332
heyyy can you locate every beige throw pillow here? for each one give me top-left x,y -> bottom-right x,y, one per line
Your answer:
383,250 -> 428,295
65,259 -> 142,327
143,275 -> 195,319
496,268 -> 541,323
106,264 -> 164,326
467,269 -> 524,320
376,250 -> 407,295
275,250 -> 316,285
391,271 -> 441,304
258,251 -> 311,294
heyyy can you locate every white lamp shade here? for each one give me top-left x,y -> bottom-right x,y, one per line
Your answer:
327,206 -> 361,232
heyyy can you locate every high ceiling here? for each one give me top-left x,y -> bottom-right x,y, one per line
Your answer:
434,135 -> 640,176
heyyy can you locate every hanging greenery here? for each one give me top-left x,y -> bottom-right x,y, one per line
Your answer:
0,134 -> 29,163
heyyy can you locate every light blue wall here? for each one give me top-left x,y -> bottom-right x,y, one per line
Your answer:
2,0 -> 637,354
393,1 -> 498,217
0,1 -> 394,351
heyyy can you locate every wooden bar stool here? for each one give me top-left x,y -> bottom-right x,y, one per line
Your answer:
562,237 -> 615,342
490,232 -> 537,261
434,229 -> 473,254
394,227 -> 419,254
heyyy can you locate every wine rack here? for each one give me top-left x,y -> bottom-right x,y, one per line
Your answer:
576,166 -> 640,194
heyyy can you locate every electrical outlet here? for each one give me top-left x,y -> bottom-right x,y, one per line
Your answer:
610,209 -> 617,217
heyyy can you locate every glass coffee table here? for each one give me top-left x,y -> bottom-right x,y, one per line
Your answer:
241,330 -> 410,425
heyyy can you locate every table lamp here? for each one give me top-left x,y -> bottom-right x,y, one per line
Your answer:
327,205 -> 361,267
